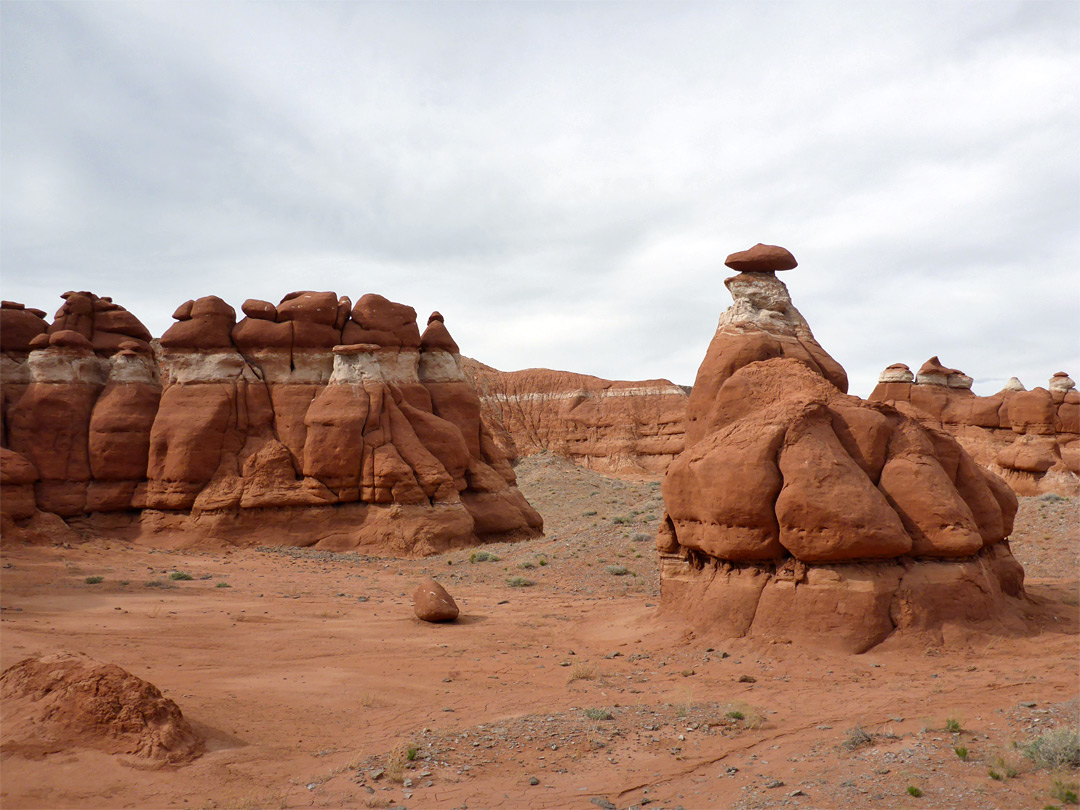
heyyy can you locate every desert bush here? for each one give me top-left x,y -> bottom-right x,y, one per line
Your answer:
216,581 -> 231,588
1039,493 -> 1066,503
583,510 -> 597,516
469,551 -> 500,563
945,717 -> 962,733
519,561 -> 536,569
584,708 -> 613,721
84,576 -> 104,584
1024,727 -> 1080,770
721,701 -> 765,729
1051,779 -> 1079,805
386,742 -> 415,782
567,663 -> 598,683
507,576 -> 535,587
145,579 -> 172,588
612,516 -> 632,524
955,746 -> 969,760
169,571 -> 194,581
631,532 -> 651,542
907,786 -> 923,797
843,727 -> 874,751
606,565 -> 629,576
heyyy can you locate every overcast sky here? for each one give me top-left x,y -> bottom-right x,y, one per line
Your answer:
2,1 -> 1077,396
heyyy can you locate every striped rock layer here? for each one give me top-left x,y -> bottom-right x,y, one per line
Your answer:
1,293 -> 541,554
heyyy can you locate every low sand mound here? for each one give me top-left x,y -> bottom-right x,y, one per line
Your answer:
0,652 -> 202,764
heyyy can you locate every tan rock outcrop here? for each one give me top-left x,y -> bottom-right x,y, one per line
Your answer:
463,360 -> 689,475
870,364 -> 1079,496
658,245 -> 1029,652
0,293 -> 541,555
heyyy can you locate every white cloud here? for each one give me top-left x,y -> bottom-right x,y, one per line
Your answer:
1,1 -> 1077,396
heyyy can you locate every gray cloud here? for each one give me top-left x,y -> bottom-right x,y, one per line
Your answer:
2,1 -> 1077,396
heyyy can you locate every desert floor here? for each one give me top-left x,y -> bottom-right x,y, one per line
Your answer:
1,454 -> 1077,810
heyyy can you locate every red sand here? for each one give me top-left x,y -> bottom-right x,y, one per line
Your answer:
1,455 -> 1077,809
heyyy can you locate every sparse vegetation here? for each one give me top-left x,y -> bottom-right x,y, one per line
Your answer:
169,571 -> 194,581
567,663 -> 598,683
470,551 -> 500,563
631,532 -> 651,542
507,576 -> 535,587
843,726 -> 874,751
721,701 -> 765,729
385,742 -> 415,782
145,579 -> 172,588
583,510 -> 597,516
907,786 -> 923,797
989,770 -> 1004,781
84,576 -> 103,584
1051,780 -> 1079,805
612,516 -> 632,525
1024,727 -> 1080,770
519,561 -> 536,569
945,717 -> 962,733
584,708 -> 613,721
955,746 -> 969,760
606,565 -> 629,576
216,581 -> 231,588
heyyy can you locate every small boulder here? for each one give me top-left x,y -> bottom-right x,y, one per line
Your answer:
413,578 -> 459,622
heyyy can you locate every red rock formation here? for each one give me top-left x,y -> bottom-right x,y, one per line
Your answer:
0,293 -> 541,555
658,246 -> 1029,652
869,363 -> 1079,496
462,360 -> 689,475
0,652 -> 202,764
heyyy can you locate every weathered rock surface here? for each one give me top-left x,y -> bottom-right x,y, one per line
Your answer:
658,245 -> 1029,652
0,652 -> 202,764
463,359 -> 688,475
870,363 -> 1079,496
413,578 -> 460,622
1,293 -> 541,554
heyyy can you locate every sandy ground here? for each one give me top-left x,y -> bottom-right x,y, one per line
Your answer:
1,453 -> 1077,810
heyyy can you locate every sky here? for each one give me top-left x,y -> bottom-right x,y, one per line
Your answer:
2,1 -> 1077,396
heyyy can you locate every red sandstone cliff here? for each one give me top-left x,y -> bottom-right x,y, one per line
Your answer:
462,359 -> 688,475
0,295 -> 541,554
869,360 -> 1078,496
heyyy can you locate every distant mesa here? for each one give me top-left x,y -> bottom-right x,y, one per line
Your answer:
724,243 -> 798,273
0,290 -> 542,554
870,361 -> 1078,497
463,359 -> 689,476
657,245 -> 1031,652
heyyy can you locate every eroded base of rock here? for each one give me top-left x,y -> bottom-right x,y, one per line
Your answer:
658,544 -> 1031,653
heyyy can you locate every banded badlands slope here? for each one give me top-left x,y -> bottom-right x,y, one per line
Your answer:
657,245 -> 1031,652
463,358 -> 688,475
0,293 -> 541,554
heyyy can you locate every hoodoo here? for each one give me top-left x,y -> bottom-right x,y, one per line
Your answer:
657,246 -> 1029,652
870,363 -> 1079,496
0,292 -> 542,554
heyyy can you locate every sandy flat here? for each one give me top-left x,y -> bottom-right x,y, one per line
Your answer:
1,455 -> 1077,810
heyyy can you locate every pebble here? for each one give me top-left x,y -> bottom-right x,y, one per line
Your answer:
529,777 -> 539,786
590,799 -> 616,810
766,779 -> 785,789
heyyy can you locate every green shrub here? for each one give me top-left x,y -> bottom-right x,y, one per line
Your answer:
907,786 -> 923,797
470,551 -> 500,563
507,576 -> 535,588
584,708 -> 613,721
989,770 -> 1003,781
606,565 -> 629,576
84,576 -> 104,584
1051,780 -> 1078,805
612,516 -> 632,525
216,582 -> 231,588
169,571 -> 194,581
583,510 -> 597,516
1025,727 -> 1080,770
726,710 -> 744,721
955,746 -> 969,760
945,717 -> 962,733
